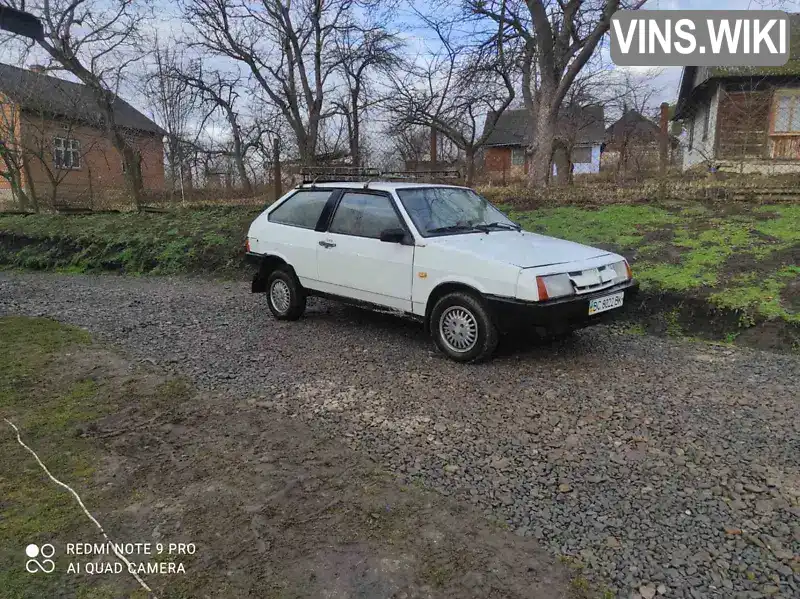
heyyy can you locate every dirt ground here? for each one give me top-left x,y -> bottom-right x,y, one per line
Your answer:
1,317 -> 581,599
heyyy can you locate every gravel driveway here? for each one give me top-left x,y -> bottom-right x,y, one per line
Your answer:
1,272 -> 798,599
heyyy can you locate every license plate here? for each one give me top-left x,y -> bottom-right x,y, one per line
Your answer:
588,292 -> 624,315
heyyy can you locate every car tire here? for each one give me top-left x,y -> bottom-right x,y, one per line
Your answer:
430,291 -> 498,363
266,268 -> 306,321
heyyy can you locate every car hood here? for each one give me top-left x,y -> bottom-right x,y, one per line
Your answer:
426,230 -> 611,268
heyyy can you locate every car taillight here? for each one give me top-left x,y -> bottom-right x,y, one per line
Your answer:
625,260 -> 632,279
245,238 -> 250,252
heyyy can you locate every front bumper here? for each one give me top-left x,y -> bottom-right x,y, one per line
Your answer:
486,280 -> 640,334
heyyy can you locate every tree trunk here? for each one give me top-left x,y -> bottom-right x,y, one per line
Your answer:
8,173 -> 34,212
527,90 -> 557,186
302,114 -> 320,166
464,148 -> 475,187
119,144 -> 143,210
225,109 -> 252,194
22,161 -> 38,212
168,135 -> 179,192
552,143 -> 570,185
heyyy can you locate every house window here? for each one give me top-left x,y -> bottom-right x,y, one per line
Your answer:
702,107 -> 710,140
772,92 -> 800,133
571,146 -> 592,164
54,137 -> 81,169
511,147 -> 525,166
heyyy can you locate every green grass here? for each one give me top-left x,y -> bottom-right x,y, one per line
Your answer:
0,317 -> 159,598
0,317 -> 235,598
0,206 -> 261,275
505,202 -> 799,326
503,204 -> 679,248
0,317 -> 102,598
709,265 -> 800,324
621,323 -> 647,336
1,199 -> 798,332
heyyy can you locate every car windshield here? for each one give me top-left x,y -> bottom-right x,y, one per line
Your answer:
396,187 -> 518,237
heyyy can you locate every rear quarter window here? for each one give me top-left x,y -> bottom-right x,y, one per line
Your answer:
268,190 -> 333,229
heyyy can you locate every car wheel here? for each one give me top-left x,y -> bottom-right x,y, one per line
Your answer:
266,268 -> 306,321
430,291 -> 498,363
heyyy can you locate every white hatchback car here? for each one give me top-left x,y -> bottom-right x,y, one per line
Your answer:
246,181 -> 638,363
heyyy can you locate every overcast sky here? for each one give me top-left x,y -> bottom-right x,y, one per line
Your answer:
2,0 -> 799,131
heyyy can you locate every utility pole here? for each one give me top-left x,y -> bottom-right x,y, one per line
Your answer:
659,102 -> 670,201
659,102 -> 669,177
430,127 -> 437,168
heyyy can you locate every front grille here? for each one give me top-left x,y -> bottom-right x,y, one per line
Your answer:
574,280 -> 617,294
569,265 -> 618,295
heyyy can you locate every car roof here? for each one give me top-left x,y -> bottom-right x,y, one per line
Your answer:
295,181 -> 470,192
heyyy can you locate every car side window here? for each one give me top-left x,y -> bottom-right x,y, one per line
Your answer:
268,190 -> 333,229
329,192 -> 403,239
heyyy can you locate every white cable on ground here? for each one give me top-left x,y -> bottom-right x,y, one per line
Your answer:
4,418 -> 158,598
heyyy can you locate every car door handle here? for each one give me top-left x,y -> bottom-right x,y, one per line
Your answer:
319,240 -> 336,248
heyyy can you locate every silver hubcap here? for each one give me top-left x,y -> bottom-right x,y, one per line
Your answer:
439,306 -> 479,353
270,279 -> 291,314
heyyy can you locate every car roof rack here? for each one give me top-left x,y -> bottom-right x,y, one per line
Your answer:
298,167 -> 461,186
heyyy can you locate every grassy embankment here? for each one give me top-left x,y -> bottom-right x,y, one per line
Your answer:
0,317 -> 138,598
502,203 -> 800,338
1,199 -> 798,348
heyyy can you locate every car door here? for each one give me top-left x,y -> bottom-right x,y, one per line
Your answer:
263,189 -> 335,287
316,190 -> 414,311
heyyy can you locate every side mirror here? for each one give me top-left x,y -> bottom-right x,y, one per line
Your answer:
379,227 -> 406,243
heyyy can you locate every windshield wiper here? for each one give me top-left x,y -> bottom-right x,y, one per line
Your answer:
427,224 -> 482,234
473,222 -> 522,232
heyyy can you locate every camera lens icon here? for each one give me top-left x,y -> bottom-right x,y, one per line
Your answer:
25,543 -> 55,573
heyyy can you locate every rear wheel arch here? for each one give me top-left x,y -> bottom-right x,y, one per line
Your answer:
252,254 -> 298,293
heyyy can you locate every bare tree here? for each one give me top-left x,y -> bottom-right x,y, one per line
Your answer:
144,40 -> 200,201
387,12 -> 516,186
467,0 -> 647,186
165,60 -> 256,192
0,126 -> 37,211
3,0 -> 154,208
182,0 -> 363,165
331,26 -> 401,167
385,123 -> 431,168
605,69 -> 662,179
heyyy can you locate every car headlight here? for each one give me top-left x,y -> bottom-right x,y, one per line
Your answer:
610,260 -> 632,283
535,273 -> 574,300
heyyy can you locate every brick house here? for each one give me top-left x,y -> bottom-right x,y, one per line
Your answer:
0,63 -> 165,209
482,106 -> 605,183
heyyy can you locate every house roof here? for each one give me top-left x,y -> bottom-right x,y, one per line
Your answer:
0,63 -> 165,135
483,105 -> 605,147
605,109 -> 680,149
605,110 -> 661,144
674,14 -> 800,120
